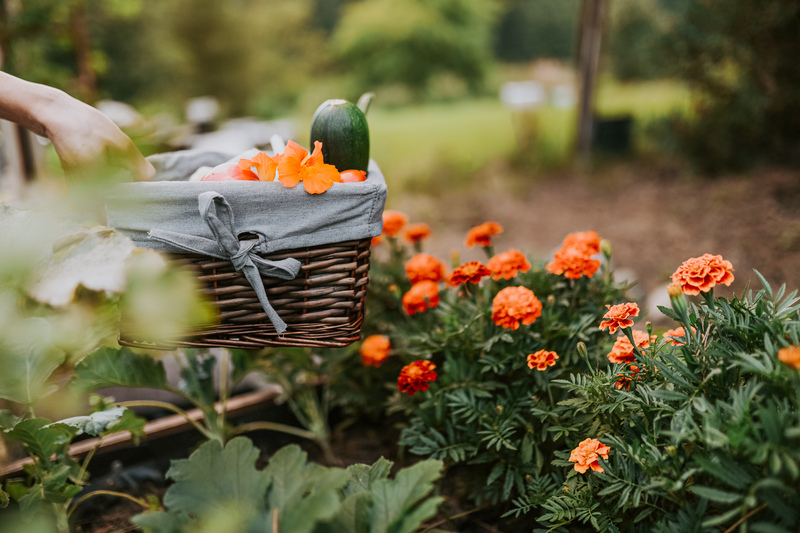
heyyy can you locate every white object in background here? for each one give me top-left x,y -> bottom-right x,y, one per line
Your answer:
270,134 -> 286,154
500,81 -> 545,111
96,100 -> 144,129
551,85 -> 577,109
185,96 -> 220,125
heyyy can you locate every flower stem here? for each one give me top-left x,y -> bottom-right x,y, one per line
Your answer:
67,490 -> 150,518
117,400 -> 214,441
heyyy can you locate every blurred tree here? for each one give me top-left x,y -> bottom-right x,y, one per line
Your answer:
493,0 -> 580,62
606,0 -> 670,80
332,0 -> 499,97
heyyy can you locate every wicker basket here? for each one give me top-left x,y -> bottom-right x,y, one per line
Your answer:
118,238 -> 372,350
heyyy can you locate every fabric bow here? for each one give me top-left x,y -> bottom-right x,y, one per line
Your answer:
148,191 -> 301,333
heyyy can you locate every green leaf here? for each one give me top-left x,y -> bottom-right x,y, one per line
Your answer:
49,407 -> 128,436
0,318 -> 65,405
163,437 -> 269,518
0,409 -> 23,431
133,510 -> 192,533
6,418 -> 77,464
369,459 -> 444,533
72,347 -> 169,393
342,457 -> 393,496
0,487 -> 9,509
317,492 -> 373,533
688,485 -> 743,504
105,408 -> 147,443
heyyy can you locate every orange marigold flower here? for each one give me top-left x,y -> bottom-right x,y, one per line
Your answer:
277,140 -> 342,194
562,231 -> 601,255
465,221 -> 504,248
402,280 -> 440,315
491,286 -> 543,330
371,234 -> 384,247
488,249 -> 532,280
662,326 -> 696,346
778,345 -> 800,369
527,349 -> 559,371
569,438 -> 610,474
607,330 -> 654,364
599,302 -> 640,334
546,246 -> 601,280
405,253 -> 447,284
360,335 -> 391,367
239,151 -> 281,182
404,223 -> 432,244
448,261 -> 492,286
382,210 -> 408,238
398,360 -> 437,396
671,253 -> 735,296
614,364 -> 644,390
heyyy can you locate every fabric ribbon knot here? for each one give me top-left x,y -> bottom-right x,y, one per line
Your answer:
148,191 -> 301,334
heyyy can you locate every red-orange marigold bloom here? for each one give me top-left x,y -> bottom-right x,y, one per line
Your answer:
607,330 -> 654,364
371,234 -> 384,247
491,286 -> 543,330
402,280 -> 440,315
465,221 -> 504,248
404,223 -> 432,244
277,140 -> 342,194
398,360 -> 437,396
406,253 -> 447,284
599,302 -> 640,334
382,210 -> 408,238
671,253 -> 735,296
778,345 -> 800,369
562,231 -> 601,255
614,364 -> 644,390
527,350 -> 559,371
360,335 -> 390,367
662,326 -> 696,346
488,249 -> 532,280
569,438 -> 611,474
546,246 -> 601,280
448,261 -> 491,286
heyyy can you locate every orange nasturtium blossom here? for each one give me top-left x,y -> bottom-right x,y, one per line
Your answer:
488,249 -> 532,280
662,326 -> 696,346
398,360 -> 437,396
276,140 -> 342,194
402,280 -> 441,315
404,223 -> 432,244
569,438 -> 611,474
239,151 -> 281,182
491,286 -> 543,330
465,221 -> 504,248
200,164 -> 259,181
405,253 -> 447,284
360,335 -> 391,367
527,349 -> 558,371
778,345 -> 800,369
546,245 -> 601,280
447,261 -> 492,286
382,210 -> 408,238
671,253 -> 735,295
562,230 -> 602,255
607,330 -> 655,364
599,302 -> 640,334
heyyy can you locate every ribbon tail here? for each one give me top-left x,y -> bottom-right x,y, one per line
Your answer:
251,256 -> 302,280
241,263 -> 288,334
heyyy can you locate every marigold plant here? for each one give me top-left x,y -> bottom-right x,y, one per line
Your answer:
671,253 -> 735,295
488,249 -> 532,280
568,438 -> 610,474
465,221 -> 503,249
777,345 -> 800,369
491,286 -> 542,330
448,261 -> 491,286
599,302 -> 640,334
405,253 -> 446,284
402,280 -> 440,315
662,326 -> 695,346
404,223 -> 432,245
562,230 -> 601,254
606,330 -> 654,364
398,360 -> 437,396
382,210 -> 408,238
360,335 -> 391,367
527,349 -> 559,371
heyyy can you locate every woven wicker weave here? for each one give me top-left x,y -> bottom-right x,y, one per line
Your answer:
119,238 -> 371,349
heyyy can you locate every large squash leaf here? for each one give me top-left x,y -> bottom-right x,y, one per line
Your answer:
0,318 -> 65,405
72,347 -> 169,393
49,407 -> 128,436
5,418 -> 77,465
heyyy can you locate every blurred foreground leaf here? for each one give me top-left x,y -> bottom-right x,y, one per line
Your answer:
0,318 -> 65,405
72,347 -> 169,393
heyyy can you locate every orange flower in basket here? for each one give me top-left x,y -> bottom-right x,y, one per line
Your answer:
778,345 -> 800,369
662,326 -> 696,346
465,222 -> 503,248
406,253 -> 447,284
491,286 -> 543,330
488,249 -> 532,280
527,349 -> 559,371
562,231 -> 602,255
402,280 -> 440,315
239,151 -> 281,182
398,360 -> 437,396
607,330 -> 654,364
671,253 -> 734,295
277,140 -> 342,194
546,246 -> 601,280
448,261 -> 491,286
382,210 -> 408,238
599,302 -> 640,334
404,223 -> 432,244
569,438 -> 610,474
361,335 -> 391,367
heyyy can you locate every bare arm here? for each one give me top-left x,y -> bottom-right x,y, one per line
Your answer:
0,71 -> 154,181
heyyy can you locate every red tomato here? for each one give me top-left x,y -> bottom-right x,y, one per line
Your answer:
340,169 -> 367,183
201,165 -> 259,181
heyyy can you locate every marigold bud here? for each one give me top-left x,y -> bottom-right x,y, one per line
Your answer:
576,342 -> 588,358
495,405 -> 504,415
547,294 -> 556,306
668,283 -> 688,316
600,239 -> 612,258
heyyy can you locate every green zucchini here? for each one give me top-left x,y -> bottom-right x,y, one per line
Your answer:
309,99 -> 370,173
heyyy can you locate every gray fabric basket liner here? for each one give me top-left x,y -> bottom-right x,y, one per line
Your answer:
106,151 -> 387,254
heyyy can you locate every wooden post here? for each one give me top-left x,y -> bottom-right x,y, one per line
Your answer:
575,0 -> 608,162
